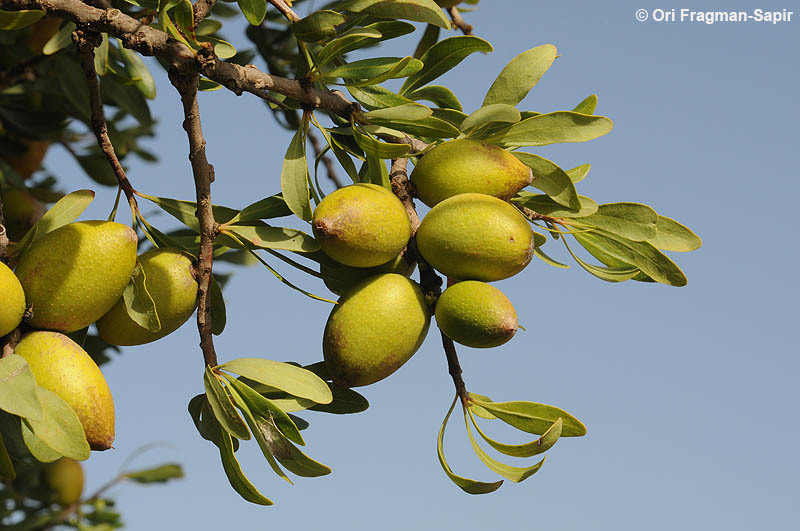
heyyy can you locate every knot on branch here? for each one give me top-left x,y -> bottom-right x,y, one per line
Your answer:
72,28 -> 102,51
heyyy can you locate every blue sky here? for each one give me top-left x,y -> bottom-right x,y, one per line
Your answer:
39,1 -> 798,529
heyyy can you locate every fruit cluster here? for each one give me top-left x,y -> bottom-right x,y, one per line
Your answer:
315,139 -> 534,387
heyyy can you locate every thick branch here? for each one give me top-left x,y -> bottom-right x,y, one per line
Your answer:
75,30 -> 138,209
193,0 -> 216,27
168,68 -> 219,368
268,0 -> 300,22
447,7 -> 473,35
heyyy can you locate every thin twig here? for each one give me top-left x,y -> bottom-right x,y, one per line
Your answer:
168,66 -> 219,369
517,205 -> 562,224
308,130 -> 343,189
74,30 -> 138,211
448,7 -> 473,35
193,0 -> 216,28
268,0 -> 300,22
1,329 -> 21,359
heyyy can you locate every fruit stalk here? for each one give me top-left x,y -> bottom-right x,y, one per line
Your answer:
447,7 -> 473,35
169,67 -> 219,368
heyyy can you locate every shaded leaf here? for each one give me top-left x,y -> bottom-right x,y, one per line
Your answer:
227,195 -> 292,224
24,387 -> 90,460
43,21 -> 76,55
219,358 -> 333,404
125,463 -> 184,483
0,8 -> 44,29
209,275 -> 226,336
413,23 -> 439,59
224,376 -> 305,446
400,36 -> 493,95
325,56 -> 422,83
563,236 -> 641,283
204,367 -> 251,440
210,418 -> 273,505
137,193 -> 240,231
122,262 -> 161,333
0,355 -> 43,421
0,434 -> 14,480
21,421 -> 62,462
293,10 -> 346,42
483,44 -> 558,107
316,26 -> 384,67
353,127 -> 411,158
407,85 -> 462,111
118,42 -> 157,100
363,103 -> 432,121
309,385 -> 369,414
348,84 -> 414,110
365,115 -> 459,139
281,125 -> 312,221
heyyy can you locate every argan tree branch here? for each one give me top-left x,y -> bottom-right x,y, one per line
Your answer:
168,66 -> 219,368
192,0 -> 216,27
74,29 -> 138,211
268,0 -> 300,22
448,7 -> 473,35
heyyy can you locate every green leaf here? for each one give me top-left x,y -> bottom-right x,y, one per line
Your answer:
512,152 -> 581,210
413,23 -> 439,59
573,230 -> 688,286
220,223 -> 319,253
0,355 -> 43,421
122,262 -> 161,333
487,111 -> 613,147
339,0 -> 450,29
210,418 -> 274,505
563,236 -> 641,283
572,203 -> 658,241
483,44 -> 558,107
21,421 -> 62,462
118,42 -> 157,100
13,189 -> 94,258
43,21 -> 76,55
325,57 -> 421,82
209,275 -> 226,336
100,76 -> 152,124
0,8 -> 44,29
94,34 -> 110,76
468,409 -> 562,458
566,163 -> 591,183
469,397 -> 587,438
362,155 -> 390,188
363,103 -> 432,122
310,385 -> 369,414
367,115 -> 459,139
437,396 -> 503,495
224,376 -> 305,446
0,434 -> 15,481
400,36 -> 493,95
266,420 -> 331,478
124,463 -> 184,483
647,216 -> 702,252
464,409 -> 546,483
467,393 -> 496,419
316,27 -> 384,67
227,195 -> 292,224
293,10 -> 346,41
137,193 -> 240,231
24,387 -> 91,460
348,84 -> 414,110
281,125 -> 312,221
460,104 -> 520,135
237,0 -> 267,26
431,108 -> 468,127
406,85 -> 462,111
572,94 -> 598,114
512,192 -> 598,218
353,126 -> 411,159
534,247 -> 570,269
219,358 -> 333,404
204,367 -> 251,440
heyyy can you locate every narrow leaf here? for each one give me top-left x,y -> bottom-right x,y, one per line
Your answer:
122,262 -> 161,333
204,367 -> 251,440
125,463 -> 184,483
210,419 -> 274,505
325,57 -> 422,83
21,421 -> 62,462
209,275 -> 226,336
309,385 -> 369,414
293,10 -> 346,41
512,192 -> 598,218
0,434 -> 14,480
220,223 -> 319,253
483,45 -> 558,107
340,0 -> 450,29
400,36 -> 493,95
118,42 -> 157,99
352,127 -> 411,159
563,236 -> 641,283
470,397 -> 587,437
461,104 -> 521,134
224,376 -> 304,446
566,163 -> 591,183
219,358 -> 333,405
281,125 -> 312,221
42,21 -> 76,55
468,409 -> 562,458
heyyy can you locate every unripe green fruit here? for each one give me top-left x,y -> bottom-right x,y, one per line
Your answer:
0,261 -> 26,336
435,281 -> 518,348
96,249 -> 198,346
1,187 -> 45,241
312,184 -> 411,268
320,253 -> 415,295
416,193 -> 534,281
15,331 -> 115,451
410,139 -> 532,207
324,274 -> 431,387
14,220 -> 138,332
44,458 -> 84,506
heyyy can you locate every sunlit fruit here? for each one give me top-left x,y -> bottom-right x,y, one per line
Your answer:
97,248 -> 198,346
15,331 -> 115,450
435,281 -> 518,348
0,186 -> 45,241
0,261 -> 26,337
312,183 -> 411,268
324,273 -> 430,387
416,193 -> 534,281
44,458 -> 84,506
410,139 -> 532,207
1,139 -> 50,179
320,253 -> 415,295
14,220 -> 138,333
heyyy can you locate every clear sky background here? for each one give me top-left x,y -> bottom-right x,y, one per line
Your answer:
37,1 -> 798,529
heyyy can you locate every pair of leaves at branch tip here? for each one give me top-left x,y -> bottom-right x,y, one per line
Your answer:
512,192 -> 598,218
122,262 -> 162,333
437,396 -> 503,495
0,8 -> 44,30
13,189 -> 94,259
218,358 -> 334,405
339,0 -> 451,29
282,121 -> 313,221
485,111 -> 614,148
468,409 -> 562,459
406,85 -> 463,111
512,152 -> 581,210
469,394 -> 587,438
124,463 -> 184,484
400,36 -> 493,96
483,44 -> 558,108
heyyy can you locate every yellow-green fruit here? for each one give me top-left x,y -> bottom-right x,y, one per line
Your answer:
410,139 -> 532,207
1,139 -> 50,179
435,281 -> 518,348
320,253 -> 416,295
44,458 -> 84,506
312,184 -> 411,268
416,193 -> 534,281
15,331 -> 115,450
0,261 -> 26,336
324,274 -> 430,387
14,220 -> 138,333
96,249 -> 198,346
1,187 -> 45,241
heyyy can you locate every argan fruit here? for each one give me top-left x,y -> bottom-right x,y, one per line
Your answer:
324,274 -> 430,387
410,139 -> 532,207
14,220 -> 138,333
44,458 -> 84,506
15,331 -> 115,451
1,139 -> 50,180
416,193 -> 534,281
97,249 -> 198,346
320,253 -> 416,295
0,186 -> 45,241
435,281 -> 518,348
312,183 -> 411,268
0,261 -> 26,337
